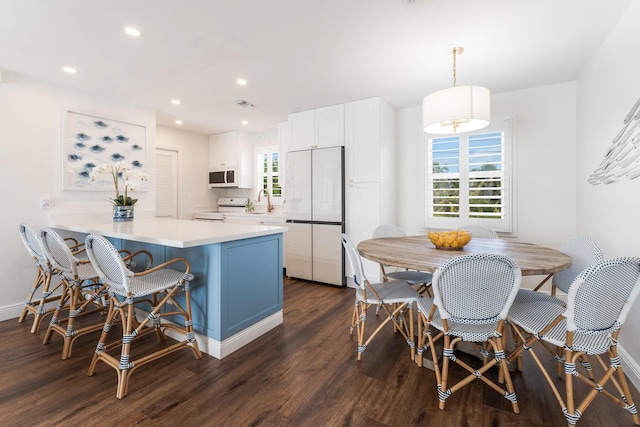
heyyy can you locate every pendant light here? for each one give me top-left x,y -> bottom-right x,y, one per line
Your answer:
423,47 -> 490,134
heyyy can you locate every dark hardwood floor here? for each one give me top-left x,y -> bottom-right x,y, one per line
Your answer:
1,278 -> 638,426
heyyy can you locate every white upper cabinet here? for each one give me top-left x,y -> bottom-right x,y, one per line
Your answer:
345,97 -> 381,184
288,104 -> 344,151
209,130 -> 253,188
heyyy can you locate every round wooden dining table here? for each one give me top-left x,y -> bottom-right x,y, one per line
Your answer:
357,235 -> 572,277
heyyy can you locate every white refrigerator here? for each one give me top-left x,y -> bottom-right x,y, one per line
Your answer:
285,146 -> 345,286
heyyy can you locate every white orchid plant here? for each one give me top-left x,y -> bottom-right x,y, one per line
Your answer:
90,161 -> 148,206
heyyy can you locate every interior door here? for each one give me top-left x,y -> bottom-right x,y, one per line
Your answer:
156,148 -> 179,218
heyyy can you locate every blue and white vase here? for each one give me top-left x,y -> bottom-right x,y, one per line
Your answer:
113,205 -> 134,222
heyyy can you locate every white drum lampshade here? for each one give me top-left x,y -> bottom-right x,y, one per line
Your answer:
423,85 -> 490,134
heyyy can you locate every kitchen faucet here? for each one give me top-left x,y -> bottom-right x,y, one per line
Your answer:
257,189 -> 274,213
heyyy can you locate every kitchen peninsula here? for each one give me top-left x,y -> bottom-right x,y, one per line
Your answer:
50,217 -> 286,359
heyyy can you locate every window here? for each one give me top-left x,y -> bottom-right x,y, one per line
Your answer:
255,145 -> 282,202
425,119 -> 513,232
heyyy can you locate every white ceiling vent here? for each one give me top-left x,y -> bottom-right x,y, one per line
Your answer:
234,99 -> 254,108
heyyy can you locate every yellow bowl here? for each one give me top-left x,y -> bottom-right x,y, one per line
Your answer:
428,230 -> 472,250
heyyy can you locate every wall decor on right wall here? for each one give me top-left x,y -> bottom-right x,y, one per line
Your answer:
589,97 -> 640,185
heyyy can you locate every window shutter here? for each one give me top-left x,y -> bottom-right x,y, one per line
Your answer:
426,119 -> 512,232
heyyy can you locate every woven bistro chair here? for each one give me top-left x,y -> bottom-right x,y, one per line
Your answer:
84,233 -> 202,399
458,225 -> 499,239
550,237 -> 604,297
507,257 -> 640,426
341,233 -> 420,361
18,223 -> 74,333
39,227 -> 113,359
372,225 -> 433,296
419,253 -> 522,414
512,237 -> 604,373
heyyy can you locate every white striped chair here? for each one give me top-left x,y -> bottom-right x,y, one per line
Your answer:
341,233 -> 420,361
458,225 -> 499,239
419,253 -> 522,414
18,223 -> 60,333
507,257 -> 640,426
512,237 -> 604,373
40,227 -> 106,359
372,225 -> 433,296
84,234 -> 202,399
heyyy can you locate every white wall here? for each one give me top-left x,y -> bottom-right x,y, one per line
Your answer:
0,71 -> 158,319
156,126 -> 213,218
396,81 -> 577,275
576,0 -> 640,386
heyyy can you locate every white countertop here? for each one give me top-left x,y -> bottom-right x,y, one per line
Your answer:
195,211 -> 287,219
51,217 -> 287,248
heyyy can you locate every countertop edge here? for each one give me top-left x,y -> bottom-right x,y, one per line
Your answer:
50,218 -> 287,248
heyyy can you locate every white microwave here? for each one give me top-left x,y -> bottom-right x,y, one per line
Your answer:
208,166 -> 237,188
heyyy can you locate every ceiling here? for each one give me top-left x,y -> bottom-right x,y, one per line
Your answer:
0,0 -> 633,136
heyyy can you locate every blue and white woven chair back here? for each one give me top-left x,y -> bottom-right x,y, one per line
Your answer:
458,225 -> 498,239
40,228 -> 78,276
341,233 -> 367,290
432,253 -> 521,323
372,225 -> 406,239
19,223 -> 47,265
85,234 -> 132,295
565,257 -> 640,333
552,237 -> 604,294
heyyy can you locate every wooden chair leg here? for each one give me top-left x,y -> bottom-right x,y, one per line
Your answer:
438,333 -> 452,410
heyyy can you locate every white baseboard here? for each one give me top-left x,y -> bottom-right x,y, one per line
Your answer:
0,303 -> 23,322
158,310 -> 283,359
618,344 -> 640,391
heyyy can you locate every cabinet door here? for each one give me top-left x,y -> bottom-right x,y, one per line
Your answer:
289,110 -> 315,151
346,182 -> 381,282
345,98 -> 380,183
285,222 -> 313,281
312,224 -> 343,286
315,104 -> 344,148
209,132 -> 237,168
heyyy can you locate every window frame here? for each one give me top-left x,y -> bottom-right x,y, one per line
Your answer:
254,145 -> 283,205
424,118 -> 514,233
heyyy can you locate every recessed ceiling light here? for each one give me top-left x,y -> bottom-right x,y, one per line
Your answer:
63,66 -> 77,74
241,120 -> 249,125
125,27 -> 142,37
237,79 -> 247,86
175,120 -> 183,125
171,99 -> 181,105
